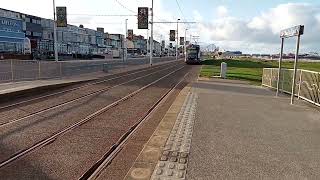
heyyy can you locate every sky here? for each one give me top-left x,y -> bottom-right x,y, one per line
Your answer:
2,0 -> 320,54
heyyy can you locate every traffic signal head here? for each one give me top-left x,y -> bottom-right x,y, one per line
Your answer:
138,7 -> 149,29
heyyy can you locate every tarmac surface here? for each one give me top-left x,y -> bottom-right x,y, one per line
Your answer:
187,78 -> 320,179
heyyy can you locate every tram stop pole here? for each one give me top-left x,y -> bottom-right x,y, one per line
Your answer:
277,25 -> 304,105
276,38 -> 284,97
290,34 -> 301,105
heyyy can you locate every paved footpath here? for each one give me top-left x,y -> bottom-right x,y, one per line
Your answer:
187,78 -> 320,179
125,78 -> 320,180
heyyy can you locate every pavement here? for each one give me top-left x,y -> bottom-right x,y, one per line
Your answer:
189,78 -> 320,179
125,77 -> 320,180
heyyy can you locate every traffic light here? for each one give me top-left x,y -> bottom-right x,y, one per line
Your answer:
170,30 -> 175,41
56,7 -> 67,27
138,7 -> 149,29
180,37 -> 184,45
128,29 -> 133,40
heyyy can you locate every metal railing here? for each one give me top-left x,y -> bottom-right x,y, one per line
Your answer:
0,60 -> 108,83
0,57 -> 177,83
262,68 -> 320,107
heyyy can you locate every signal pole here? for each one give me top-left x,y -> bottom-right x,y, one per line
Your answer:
53,0 -> 58,62
184,28 -> 188,62
124,19 -> 128,62
176,19 -> 180,61
150,0 -> 154,66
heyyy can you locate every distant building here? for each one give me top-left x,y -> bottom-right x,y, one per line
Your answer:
0,8 -> 25,53
22,14 -> 42,52
132,35 -> 147,54
221,51 -> 242,58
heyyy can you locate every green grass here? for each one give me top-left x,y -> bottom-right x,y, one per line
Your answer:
200,58 -> 320,85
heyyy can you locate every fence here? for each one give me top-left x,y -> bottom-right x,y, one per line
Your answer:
262,68 -> 320,107
0,60 -> 122,83
0,57 -> 177,83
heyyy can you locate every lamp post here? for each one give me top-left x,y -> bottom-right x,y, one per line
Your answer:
176,18 -> 180,61
53,0 -> 58,62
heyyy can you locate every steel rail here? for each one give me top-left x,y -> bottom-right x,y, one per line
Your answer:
0,65 -> 186,169
81,72 -> 190,180
0,64 -> 181,128
0,62 -> 176,111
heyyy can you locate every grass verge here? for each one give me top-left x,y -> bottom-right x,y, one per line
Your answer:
200,58 -> 320,85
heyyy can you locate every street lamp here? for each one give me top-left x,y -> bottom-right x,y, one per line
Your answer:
53,0 -> 58,62
176,18 -> 180,61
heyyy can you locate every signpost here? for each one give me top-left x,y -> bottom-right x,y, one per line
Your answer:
277,25 -> 304,105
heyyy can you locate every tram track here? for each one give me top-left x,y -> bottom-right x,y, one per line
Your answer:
81,72 -> 189,180
0,64 -> 187,169
0,62 -> 181,128
0,61 -> 177,111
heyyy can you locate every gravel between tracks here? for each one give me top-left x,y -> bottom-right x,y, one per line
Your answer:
0,62 -> 179,126
0,63 -> 184,164
0,64 -> 197,179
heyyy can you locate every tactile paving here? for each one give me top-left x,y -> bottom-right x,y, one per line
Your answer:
151,91 -> 198,180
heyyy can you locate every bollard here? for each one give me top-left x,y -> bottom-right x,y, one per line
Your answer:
220,62 -> 227,79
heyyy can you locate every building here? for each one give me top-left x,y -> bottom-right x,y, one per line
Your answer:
132,35 -> 147,54
0,8 -> 25,54
39,18 -> 54,55
1,7 -> 157,60
153,40 -> 161,55
22,14 -> 42,52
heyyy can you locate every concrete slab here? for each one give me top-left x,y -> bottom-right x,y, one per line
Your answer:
187,79 -> 320,180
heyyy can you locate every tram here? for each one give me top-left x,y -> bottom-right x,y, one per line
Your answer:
185,44 -> 201,64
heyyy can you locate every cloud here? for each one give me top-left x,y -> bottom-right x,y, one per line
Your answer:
216,6 -> 228,18
196,3 -> 320,53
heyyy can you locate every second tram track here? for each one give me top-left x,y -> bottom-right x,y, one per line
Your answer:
0,62 -> 182,128
0,65 -> 187,169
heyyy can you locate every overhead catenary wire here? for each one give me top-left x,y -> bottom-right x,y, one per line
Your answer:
68,14 -> 136,17
115,0 -> 137,14
175,0 -> 191,29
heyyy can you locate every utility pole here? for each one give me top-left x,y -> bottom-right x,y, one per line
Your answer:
150,0 -> 154,66
176,19 -> 180,61
146,28 -> 149,55
53,0 -> 58,62
124,18 -> 128,62
184,28 -> 188,62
